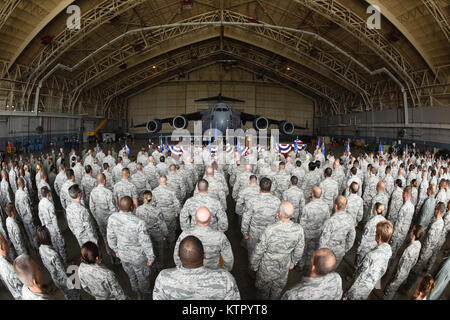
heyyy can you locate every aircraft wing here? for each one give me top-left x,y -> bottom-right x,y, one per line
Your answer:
240,112 -> 309,130
131,111 -> 203,128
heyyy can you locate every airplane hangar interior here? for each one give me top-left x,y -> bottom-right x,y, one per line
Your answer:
0,0 -> 448,303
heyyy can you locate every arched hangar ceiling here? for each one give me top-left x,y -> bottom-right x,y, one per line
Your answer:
0,0 -> 448,116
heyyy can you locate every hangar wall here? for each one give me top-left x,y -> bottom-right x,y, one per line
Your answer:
316,106 -> 450,149
0,114 -> 125,150
127,64 -> 314,137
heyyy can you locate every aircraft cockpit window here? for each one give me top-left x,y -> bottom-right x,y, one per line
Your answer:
214,107 -> 228,112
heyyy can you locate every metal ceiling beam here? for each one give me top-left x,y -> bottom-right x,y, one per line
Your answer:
295,0 -> 419,101
98,40 -> 341,113
422,0 -> 450,42
50,10 -> 371,114
0,0 -> 21,33
365,0 -> 437,76
5,0 -> 76,73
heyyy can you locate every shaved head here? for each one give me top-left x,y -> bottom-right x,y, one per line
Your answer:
195,207 -> 211,225
197,179 -> 209,193
376,181 -> 385,192
311,248 -> 336,276
179,236 -> 204,268
96,173 -> 105,184
119,196 -> 133,212
334,195 -> 347,211
279,201 -> 294,219
312,186 -> 322,199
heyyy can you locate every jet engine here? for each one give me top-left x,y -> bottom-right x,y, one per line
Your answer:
279,120 -> 294,135
172,115 -> 188,130
146,119 -> 162,133
253,116 -> 269,131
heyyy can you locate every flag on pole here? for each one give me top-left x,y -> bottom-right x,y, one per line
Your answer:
214,127 -> 218,141
345,139 -> 350,153
321,140 -> 325,156
96,143 -> 100,153
159,136 -> 163,150
379,142 -> 383,152
124,143 -> 130,155
405,144 -> 408,155
294,139 -> 299,154
317,137 -> 320,148
270,135 -> 274,155
237,138 -> 241,154
165,137 -> 169,151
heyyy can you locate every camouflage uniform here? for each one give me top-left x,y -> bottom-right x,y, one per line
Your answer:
113,178 -> 138,206
299,198 -> 331,267
282,186 -> 306,222
390,200 -> 414,258
6,217 -> 27,255
292,167 -> 306,185
81,174 -> 97,208
319,211 -> 356,267
38,197 -> 67,263
180,193 -> 228,232
78,262 -> 127,300
355,215 -> 386,268
282,272 -> 343,300
250,220 -> 305,300
21,285 -> 65,300
65,201 -> 98,247
0,255 -> 23,299
362,174 -> 379,223
232,171 -> 252,201
428,255 -> 450,300
111,163 -> 124,184
383,172 -> 394,195
369,191 -> 389,219
235,185 -> 259,224
153,266 -> 240,300
319,178 -> 339,211
59,180 -> 75,210
53,171 -> 67,197
331,167 -> 346,194
413,217 -> 444,273
383,240 -> 421,299
14,187 -> 38,249
38,244 -> 80,300
301,171 -> 320,203
89,185 -> 116,258
9,169 -> 17,195
143,163 -> 159,190
103,169 -> 114,191
135,203 -> 168,270
273,171 -> 291,199
107,211 -> 154,297
152,185 -> 181,245
346,243 -> 392,300
156,162 -> 168,177
241,193 -> 281,255
418,196 -> 437,229
174,225 -> 234,271
388,187 -> 404,225
346,193 -> 364,226
167,172 -> 186,201
130,171 -> 148,202
200,176 -> 227,209
0,179 -> 13,208
72,163 -> 84,185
